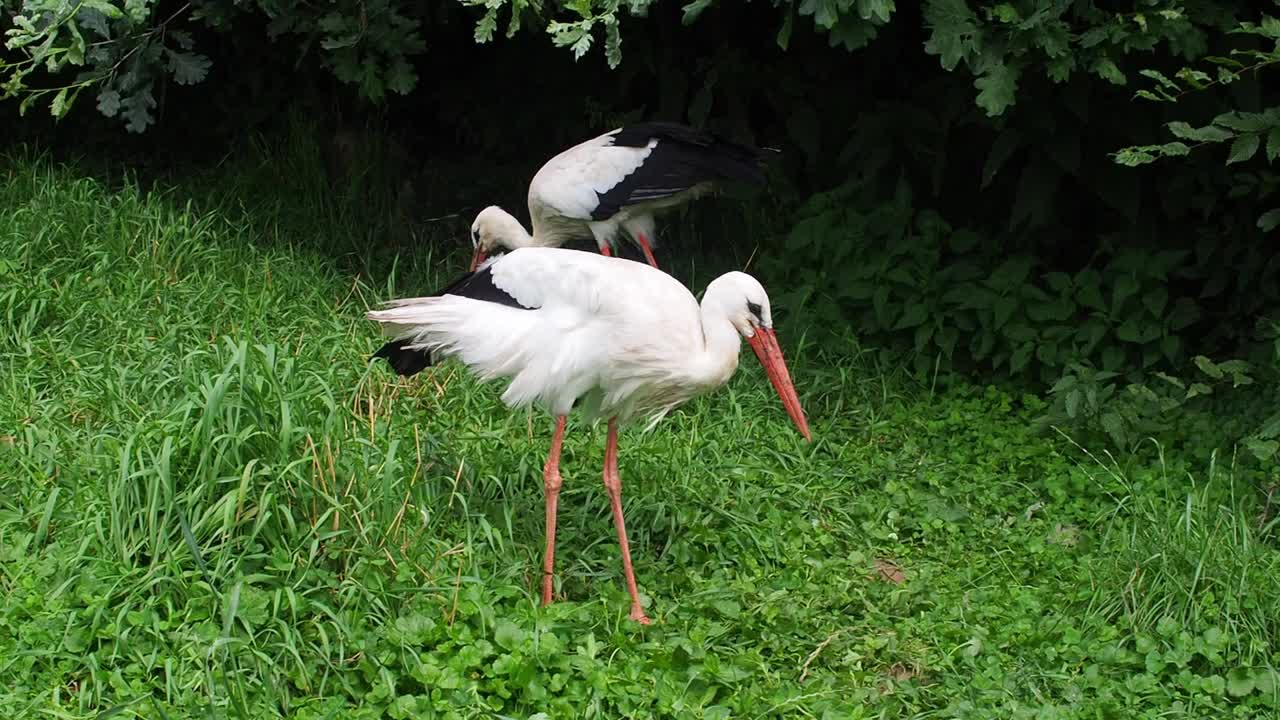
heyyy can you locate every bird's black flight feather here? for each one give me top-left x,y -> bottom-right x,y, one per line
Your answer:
372,339 -> 433,377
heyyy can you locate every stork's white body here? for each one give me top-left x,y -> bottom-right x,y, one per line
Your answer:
371,248 -> 743,426
525,133 -> 676,251
470,122 -> 771,268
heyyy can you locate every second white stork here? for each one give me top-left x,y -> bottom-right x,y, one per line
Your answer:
468,122 -> 774,271
367,247 -> 810,624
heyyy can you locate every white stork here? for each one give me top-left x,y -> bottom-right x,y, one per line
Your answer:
367,248 -> 810,624
468,122 -> 774,271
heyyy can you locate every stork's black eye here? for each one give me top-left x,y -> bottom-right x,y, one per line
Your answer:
747,301 -> 763,321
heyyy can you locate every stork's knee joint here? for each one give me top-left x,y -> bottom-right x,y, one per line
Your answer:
543,468 -> 562,493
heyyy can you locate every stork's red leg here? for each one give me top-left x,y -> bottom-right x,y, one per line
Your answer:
541,415 -> 567,606
635,233 -> 659,269
602,418 -> 652,624
598,244 -> 613,257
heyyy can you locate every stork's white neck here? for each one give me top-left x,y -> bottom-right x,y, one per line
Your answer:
693,285 -> 746,389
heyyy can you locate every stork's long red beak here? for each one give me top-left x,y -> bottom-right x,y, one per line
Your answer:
469,247 -> 487,272
747,327 -> 811,441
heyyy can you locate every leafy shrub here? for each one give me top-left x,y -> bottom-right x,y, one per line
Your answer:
761,176 -> 1254,382
1016,9 -> 1280,461
1041,346 -> 1280,464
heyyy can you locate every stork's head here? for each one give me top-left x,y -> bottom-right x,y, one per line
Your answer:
704,272 -> 811,442
469,206 -> 525,271
713,272 -> 774,335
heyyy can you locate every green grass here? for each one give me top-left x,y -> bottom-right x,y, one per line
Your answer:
1,145 -> 1278,719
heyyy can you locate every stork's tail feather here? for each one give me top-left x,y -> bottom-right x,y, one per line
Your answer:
619,121 -> 777,187
684,124 -> 780,187
706,137 -> 779,188
372,339 -> 434,377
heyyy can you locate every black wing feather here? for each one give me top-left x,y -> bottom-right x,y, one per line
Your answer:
372,339 -> 433,376
371,258 -> 536,377
592,122 -> 775,221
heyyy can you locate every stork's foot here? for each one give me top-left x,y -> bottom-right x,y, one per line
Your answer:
629,606 -> 652,625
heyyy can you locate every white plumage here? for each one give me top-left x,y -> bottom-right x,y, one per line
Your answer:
367,247 -> 809,624
374,250 -> 722,425
469,122 -> 772,270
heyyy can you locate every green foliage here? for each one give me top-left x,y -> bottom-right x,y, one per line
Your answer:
1043,345 -> 1280,466
2,0 -> 1270,131
1115,109 -> 1280,169
761,178 -> 1248,382
1,0 -> 424,131
253,0 -> 425,101
1,0 -> 207,131
464,1 -> 1252,117
1113,8 -> 1280,228
464,0 -> 898,69
919,0 -> 1233,116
